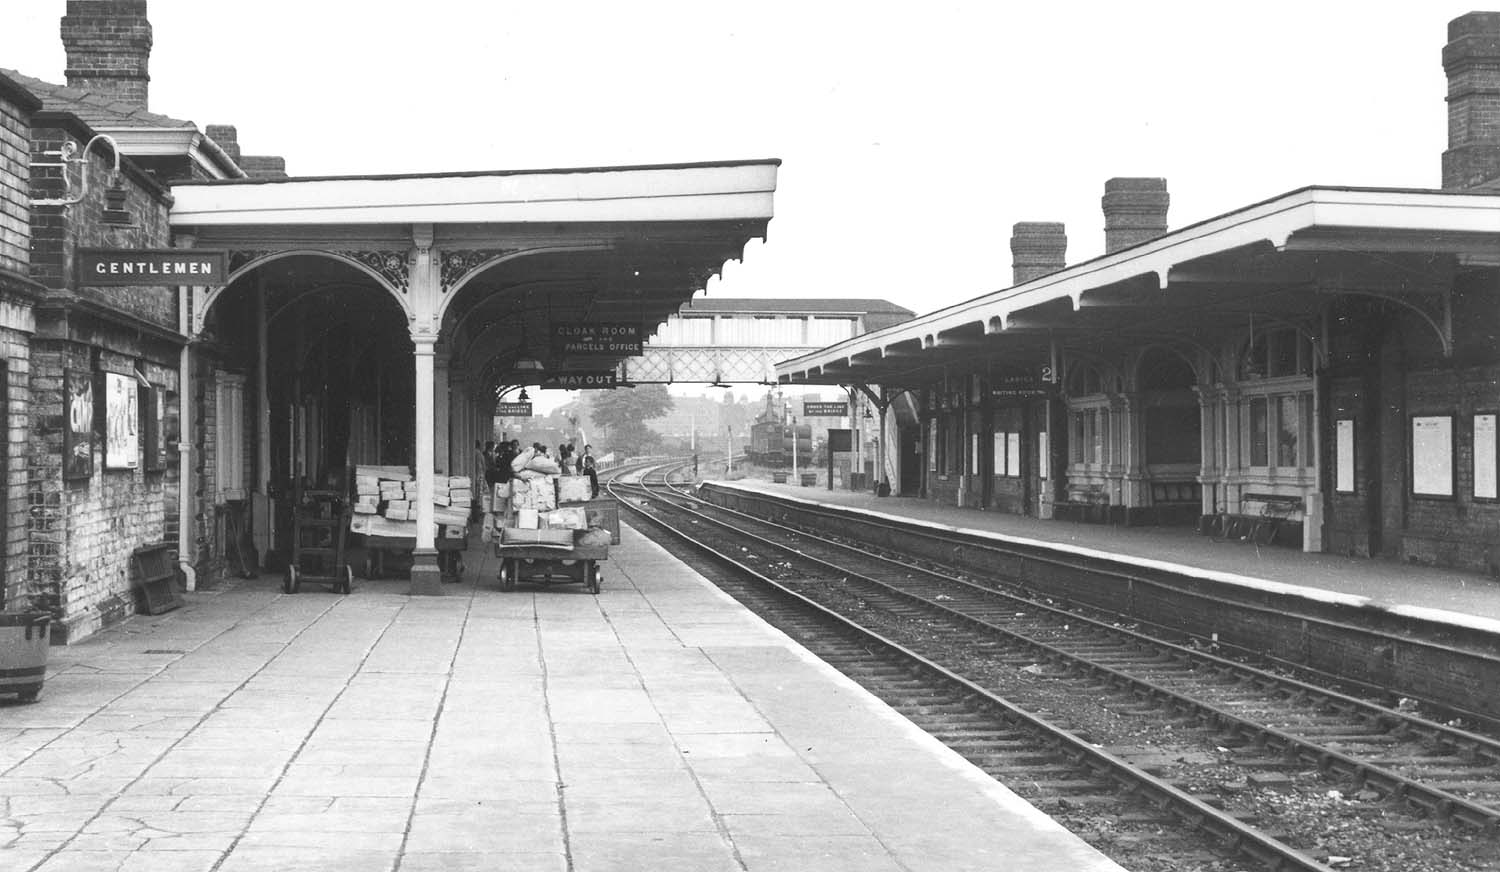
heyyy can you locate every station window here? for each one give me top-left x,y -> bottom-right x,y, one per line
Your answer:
1246,392 -> 1313,469
807,317 -> 854,346
992,408 -> 1022,478
1069,407 -> 1109,466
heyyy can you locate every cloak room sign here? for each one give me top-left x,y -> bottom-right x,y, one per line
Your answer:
540,371 -> 619,390
77,248 -> 228,286
551,323 -> 643,356
496,402 -> 533,417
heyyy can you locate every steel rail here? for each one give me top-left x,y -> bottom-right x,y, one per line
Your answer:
616,482 -> 1338,872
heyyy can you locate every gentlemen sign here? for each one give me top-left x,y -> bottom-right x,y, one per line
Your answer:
540,371 -> 619,390
804,402 -> 848,417
551,323 -> 643,356
78,249 -> 228,286
496,403 -> 533,416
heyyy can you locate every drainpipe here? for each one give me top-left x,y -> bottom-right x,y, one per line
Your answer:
177,277 -> 196,591
175,236 -> 197,591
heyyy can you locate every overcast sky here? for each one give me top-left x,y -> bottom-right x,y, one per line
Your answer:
1,2 -> 1482,319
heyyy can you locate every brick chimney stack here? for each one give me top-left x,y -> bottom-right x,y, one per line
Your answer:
1442,12 -> 1500,190
1010,222 -> 1067,285
205,125 -> 241,162
239,156 -> 288,180
60,1 -> 152,110
1101,177 -> 1169,254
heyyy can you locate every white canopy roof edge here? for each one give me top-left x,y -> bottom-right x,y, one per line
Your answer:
777,185 -> 1500,382
169,160 -> 779,227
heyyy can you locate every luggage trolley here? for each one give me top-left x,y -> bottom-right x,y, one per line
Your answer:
494,496 -> 619,594
285,484 -> 353,594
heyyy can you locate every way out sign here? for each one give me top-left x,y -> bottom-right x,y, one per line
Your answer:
551,323 -> 642,356
540,371 -> 619,390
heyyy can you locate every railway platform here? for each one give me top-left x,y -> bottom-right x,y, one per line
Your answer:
3,527 -> 1124,872
707,479 -> 1500,631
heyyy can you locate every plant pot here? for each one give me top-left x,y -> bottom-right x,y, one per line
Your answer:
0,612 -> 51,703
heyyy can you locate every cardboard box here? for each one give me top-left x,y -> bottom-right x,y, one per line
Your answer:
516,509 -> 539,530
500,527 -> 573,548
545,507 -> 587,530
556,475 -> 592,504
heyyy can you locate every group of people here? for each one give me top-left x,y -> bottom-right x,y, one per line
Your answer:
478,438 -> 598,499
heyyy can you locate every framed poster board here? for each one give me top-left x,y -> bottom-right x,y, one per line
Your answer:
63,369 -> 94,480
1410,415 -> 1453,498
103,372 -> 140,470
1334,418 -> 1356,494
1475,413 -> 1498,501
1038,430 -> 1049,480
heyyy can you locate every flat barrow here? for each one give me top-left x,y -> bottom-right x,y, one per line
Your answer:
495,528 -> 607,594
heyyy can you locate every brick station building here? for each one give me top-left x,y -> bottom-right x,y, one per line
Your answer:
2,1 -> 777,641
778,12 -> 1500,576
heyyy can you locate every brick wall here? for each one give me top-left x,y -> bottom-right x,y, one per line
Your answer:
0,84 -> 36,275
29,121 -> 175,326
1323,283 -> 1500,575
24,113 -> 187,641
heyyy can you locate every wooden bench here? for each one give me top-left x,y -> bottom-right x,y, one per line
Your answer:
131,544 -> 184,615
1229,493 -> 1304,546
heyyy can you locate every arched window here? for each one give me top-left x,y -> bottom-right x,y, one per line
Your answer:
1066,362 -> 1104,397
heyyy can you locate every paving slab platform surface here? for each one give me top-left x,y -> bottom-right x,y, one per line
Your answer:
2,526 -> 1125,872
709,479 -> 1500,631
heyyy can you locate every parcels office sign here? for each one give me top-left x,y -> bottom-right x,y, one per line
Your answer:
78,249 -> 228,286
551,323 -> 643,356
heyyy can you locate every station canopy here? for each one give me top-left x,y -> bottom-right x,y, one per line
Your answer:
777,186 -> 1500,388
169,159 -> 780,392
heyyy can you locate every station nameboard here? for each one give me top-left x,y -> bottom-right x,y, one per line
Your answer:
804,402 -> 848,417
496,402 -> 533,416
551,323 -> 643,356
540,371 -> 619,390
77,248 -> 228,286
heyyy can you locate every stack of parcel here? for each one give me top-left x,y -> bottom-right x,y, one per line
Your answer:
487,448 -> 619,594
348,465 -> 474,540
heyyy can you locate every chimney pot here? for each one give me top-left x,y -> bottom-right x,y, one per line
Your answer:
1010,222 -> 1067,285
1102,177 -> 1169,254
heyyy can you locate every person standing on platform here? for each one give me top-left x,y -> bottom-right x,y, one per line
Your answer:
582,445 -> 598,498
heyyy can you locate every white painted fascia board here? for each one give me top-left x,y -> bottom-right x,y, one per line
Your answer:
169,162 -> 778,226
95,126 -> 246,180
774,187 -> 1500,380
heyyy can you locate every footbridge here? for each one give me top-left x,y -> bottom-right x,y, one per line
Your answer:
617,298 -> 912,384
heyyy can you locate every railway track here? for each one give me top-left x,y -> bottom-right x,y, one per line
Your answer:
611,465 -> 1500,872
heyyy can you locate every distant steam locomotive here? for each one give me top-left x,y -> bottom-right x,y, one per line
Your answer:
747,419 -> 812,467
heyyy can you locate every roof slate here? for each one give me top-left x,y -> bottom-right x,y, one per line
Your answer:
0,68 -> 196,129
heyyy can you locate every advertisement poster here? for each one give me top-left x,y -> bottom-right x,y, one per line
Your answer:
1476,414 -> 1497,500
1411,415 -> 1453,497
63,370 -> 94,480
104,372 -> 140,470
1335,419 -> 1356,493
